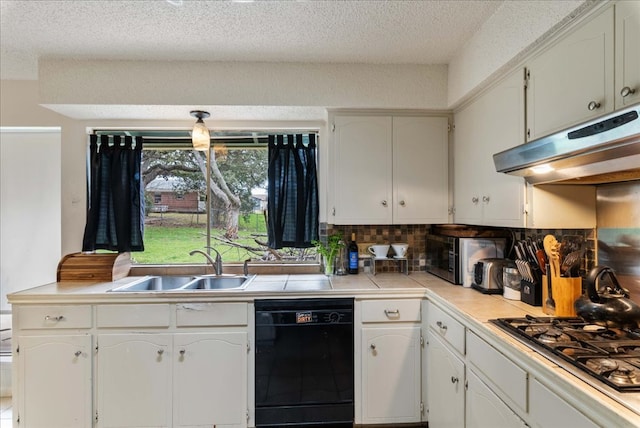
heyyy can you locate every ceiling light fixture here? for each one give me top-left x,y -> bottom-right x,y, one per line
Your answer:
190,110 -> 211,151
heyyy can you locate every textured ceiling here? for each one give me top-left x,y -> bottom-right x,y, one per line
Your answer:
0,0 -> 504,81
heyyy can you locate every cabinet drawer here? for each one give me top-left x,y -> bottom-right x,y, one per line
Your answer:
18,305 -> 92,329
96,304 -> 170,328
467,331 -> 527,413
176,302 -> 248,326
427,303 -> 465,354
361,299 -> 421,323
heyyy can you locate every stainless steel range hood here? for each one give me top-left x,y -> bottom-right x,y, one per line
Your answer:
493,103 -> 640,185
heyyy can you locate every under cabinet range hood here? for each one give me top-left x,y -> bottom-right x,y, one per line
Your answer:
493,103 -> 640,185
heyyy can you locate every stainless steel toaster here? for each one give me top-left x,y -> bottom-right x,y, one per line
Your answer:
472,258 -> 516,294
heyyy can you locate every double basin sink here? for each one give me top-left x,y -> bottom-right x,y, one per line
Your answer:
109,274 -> 256,292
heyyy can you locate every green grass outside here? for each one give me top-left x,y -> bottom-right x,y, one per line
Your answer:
131,212 -> 269,264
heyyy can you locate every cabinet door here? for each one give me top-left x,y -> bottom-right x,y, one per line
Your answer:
332,115 -> 392,224
393,116 -> 449,224
173,332 -> 248,428
477,70 -> 526,227
527,7 -> 614,140
453,101 -> 484,224
96,334 -> 172,428
361,326 -> 421,424
18,335 -> 92,428
529,378 -> 599,428
426,332 -> 465,428
454,69 -> 526,227
466,369 -> 526,428
615,1 -> 640,108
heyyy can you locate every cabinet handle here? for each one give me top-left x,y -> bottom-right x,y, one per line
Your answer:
471,197 -> 479,204
384,309 -> 400,317
381,200 -> 388,207
370,344 -> 376,351
44,315 -> 64,322
482,196 -> 490,203
436,321 -> 448,331
621,86 -> 636,98
157,349 -> 164,356
399,200 -> 406,206
74,351 -> 82,357
587,101 -> 601,111
451,376 -> 459,384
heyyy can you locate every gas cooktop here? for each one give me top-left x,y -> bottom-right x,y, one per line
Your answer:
492,316 -> 640,392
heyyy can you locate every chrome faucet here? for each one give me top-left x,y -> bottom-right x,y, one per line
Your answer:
189,247 -> 223,275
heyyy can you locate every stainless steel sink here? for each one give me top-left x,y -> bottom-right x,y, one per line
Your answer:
181,275 -> 255,290
109,275 -> 196,292
109,274 -> 255,292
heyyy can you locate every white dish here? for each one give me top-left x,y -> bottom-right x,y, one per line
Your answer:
393,256 -> 406,259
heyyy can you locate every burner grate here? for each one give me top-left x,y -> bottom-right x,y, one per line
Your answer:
491,317 -> 640,392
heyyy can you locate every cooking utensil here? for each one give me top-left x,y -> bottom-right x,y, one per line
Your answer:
536,249 -> 547,275
543,235 -> 560,278
574,266 -> 640,329
560,250 -> 582,277
545,263 -> 555,314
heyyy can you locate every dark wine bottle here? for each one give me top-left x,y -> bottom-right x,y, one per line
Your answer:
348,232 -> 359,274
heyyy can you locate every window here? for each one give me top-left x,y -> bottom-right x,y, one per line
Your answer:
94,130 -> 320,265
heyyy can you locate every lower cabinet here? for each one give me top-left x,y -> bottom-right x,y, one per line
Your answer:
361,326 -> 422,424
96,331 -> 249,427
426,331 -> 465,427
529,378 -> 599,428
17,334 -> 93,428
359,299 -> 423,425
172,332 -> 248,427
96,334 -> 173,428
466,369 -> 526,428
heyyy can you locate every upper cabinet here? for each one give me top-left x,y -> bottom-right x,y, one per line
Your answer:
527,2 -> 639,140
453,69 -> 526,227
453,69 -> 597,229
615,0 -> 640,108
330,113 -> 449,225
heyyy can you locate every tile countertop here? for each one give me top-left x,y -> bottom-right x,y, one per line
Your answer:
7,272 -> 640,425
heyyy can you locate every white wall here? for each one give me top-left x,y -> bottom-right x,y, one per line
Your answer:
38,60 -> 448,110
0,128 -> 61,312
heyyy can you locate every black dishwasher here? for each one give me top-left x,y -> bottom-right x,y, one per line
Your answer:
255,298 -> 354,427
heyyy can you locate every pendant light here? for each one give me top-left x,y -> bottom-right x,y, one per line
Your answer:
190,110 -> 211,151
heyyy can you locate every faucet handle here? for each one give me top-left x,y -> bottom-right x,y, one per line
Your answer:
244,258 -> 251,276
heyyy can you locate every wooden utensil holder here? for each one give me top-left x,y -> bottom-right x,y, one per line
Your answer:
551,277 -> 582,317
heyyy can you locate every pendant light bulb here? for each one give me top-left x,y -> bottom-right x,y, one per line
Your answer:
190,110 -> 211,151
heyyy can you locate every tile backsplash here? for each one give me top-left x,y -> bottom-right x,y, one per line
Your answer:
320,223 -> 595,275
324,224 -> 429,273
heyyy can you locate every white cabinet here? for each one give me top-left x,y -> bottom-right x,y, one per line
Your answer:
527,6 -> 614,140
529,377 -> 599,428
96,333 -> 173,428
466,370 -> 526,428
359,299 -> 422,424
173,332 -> 248,428
426,332 -> 465,428
453,68 -> 526,227
615,0 -> 640,108
331,114 -> 449,225
17,335 -> 92,428
527,2 -> 640,136
454,68 -> 597,229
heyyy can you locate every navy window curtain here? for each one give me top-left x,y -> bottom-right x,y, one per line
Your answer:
267,134 -> 319,249
82,135 -> 145,252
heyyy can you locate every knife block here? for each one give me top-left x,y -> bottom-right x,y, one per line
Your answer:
551,277 -> 582,317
